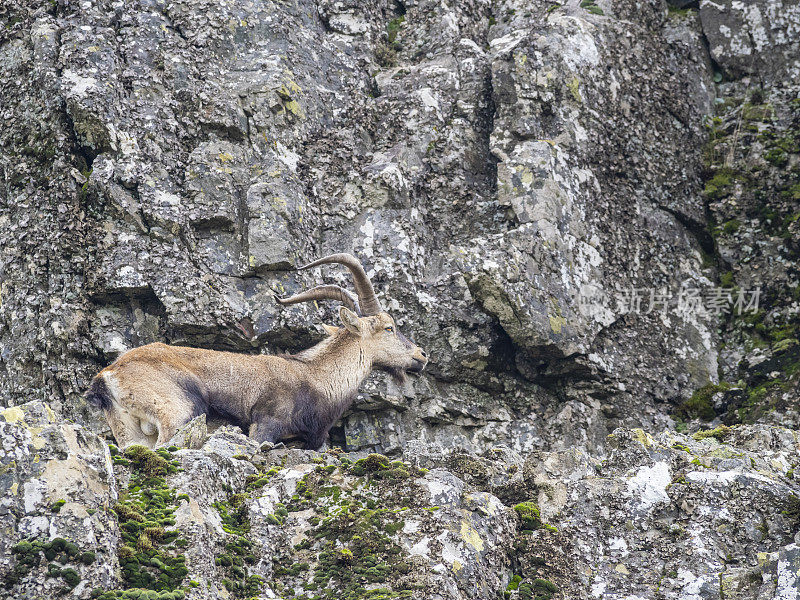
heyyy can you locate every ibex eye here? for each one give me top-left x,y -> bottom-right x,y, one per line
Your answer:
385,326 -> 394,333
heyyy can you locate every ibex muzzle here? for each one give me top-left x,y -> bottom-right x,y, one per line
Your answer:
86,253 -> 428,450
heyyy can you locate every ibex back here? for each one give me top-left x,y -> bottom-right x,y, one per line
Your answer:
86,254 -> 428,450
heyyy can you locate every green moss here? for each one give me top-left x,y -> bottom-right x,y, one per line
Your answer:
210,491 -> 261,598
509,577 -> 558,600
123,445 -> 171,478
684,391 -> 720,422
719,271 -> 735,287
513,502 -> 542,530
769,323 -> 798,343
680,382 -> 732,421
294,539 -> 312,551
345,455 -> 418,483
783,184 -> 800,201
64,541 -> 80,557
4,536 -> 92,590
735,378 -> 786,423
273,456 -> 426,599
740,309 -> 766,328
61,568 -> 80,588
506,574 -> 522,591
93,591 -> 186,600
376,15 -> 406,68
229,493 -> 248,509
50,499 -> 66,513
531,579 -> 558,600
721,219 -> 740,235
764,147 -> 788,166
114,503 -> 145,523
245,476 -> 269,490
693,424 -> 733,442
350,453 -> 390,476
384,521 -> 405,535
386,15 -> 405,46
704,167 -> 736,201
773,338 -> 798,353
109,447 -> 188,593
337,547 -> 354,562
782,495 -> 800,525
756,519 -> 769,539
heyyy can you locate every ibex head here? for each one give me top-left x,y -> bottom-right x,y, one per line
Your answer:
277,253 -> 428,383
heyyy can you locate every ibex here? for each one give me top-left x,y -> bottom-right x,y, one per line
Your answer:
86,254 -> 428,450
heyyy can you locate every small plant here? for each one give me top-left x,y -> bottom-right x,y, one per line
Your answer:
693,424 -> 733,442
668,5 -> 695,17
386,15 -> 405,47
580,0 -> 604,15
506,576 -> 559,600
6,537 -> 91,591
680,382 -> 732,421
513,501 -> 542,530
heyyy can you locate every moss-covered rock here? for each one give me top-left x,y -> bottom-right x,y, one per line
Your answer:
513,502 -> 542,531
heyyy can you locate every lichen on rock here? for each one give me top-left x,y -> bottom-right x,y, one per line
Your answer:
1,0 -> 800,597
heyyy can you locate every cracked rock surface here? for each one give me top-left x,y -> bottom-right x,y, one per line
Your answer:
1,0 -> 799,598
0,0 -> 723,451
2,403 -> 800,599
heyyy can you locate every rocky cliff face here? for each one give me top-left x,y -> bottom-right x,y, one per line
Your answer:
3,403 -> 800,600
1,0 -> 799,598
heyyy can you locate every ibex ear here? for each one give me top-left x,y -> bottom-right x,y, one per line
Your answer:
321,323 -> 339,335
339,306 -> 365,337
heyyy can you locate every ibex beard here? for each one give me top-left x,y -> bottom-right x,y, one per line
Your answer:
86,254 -> 428,451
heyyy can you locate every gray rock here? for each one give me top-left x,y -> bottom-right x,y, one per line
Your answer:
0,402 -> 119,598
1,0 -> 799,597
2,0 -> 795,460
245,180 -> 306,271
166,414 -> 209,450
0,0 -> 723,455
200,425 -> 261,460
700,0 -> 800,81
509,425 -> 800,599
3,404 -> 799,599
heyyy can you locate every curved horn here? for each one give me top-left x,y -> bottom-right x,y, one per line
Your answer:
277,285 -> 362,315
299,253 -> 382,315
